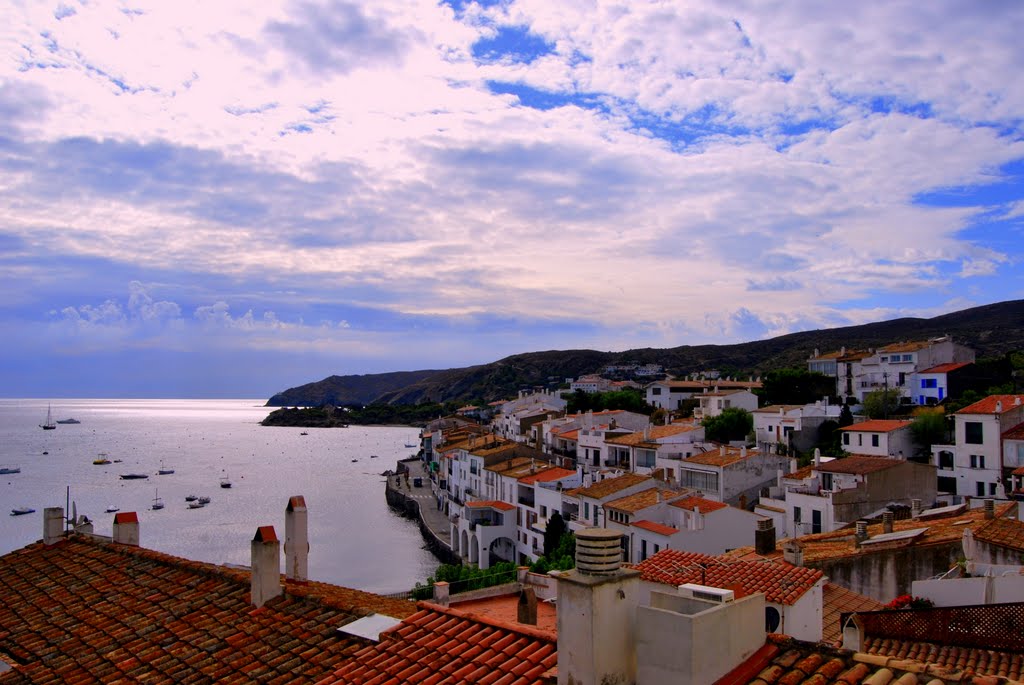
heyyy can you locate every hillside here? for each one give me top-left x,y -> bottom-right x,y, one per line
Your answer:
265,298 -> 1024,407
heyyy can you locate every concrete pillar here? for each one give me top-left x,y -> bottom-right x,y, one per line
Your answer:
557,529 -> 640,685
285,496 -> 309,582
433,581 -> 450,606
251,526 -> 282,608
112,512 -> 140,546
43,507 -> 64,545
518,587 -> 538,625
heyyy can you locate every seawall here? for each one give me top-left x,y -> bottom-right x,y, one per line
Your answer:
385,461 -> 460,567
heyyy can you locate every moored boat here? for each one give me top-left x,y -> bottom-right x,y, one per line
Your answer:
187,500 -> 205,509
219,471 -> 232,488
93,454 -> 112,465
119,473 -> 149,480
105,505 -> 119,513
11,507 -> 35,516
0,466 -> 21,475
157,461 -> 174,475
39,405 -> 56,430
151,490 -> 164,510
185,494 -> 198,502
198,496 -> 211,505
56,418 -> 81,424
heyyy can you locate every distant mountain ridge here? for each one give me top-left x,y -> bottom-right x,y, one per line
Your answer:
265,299 -> 1024,407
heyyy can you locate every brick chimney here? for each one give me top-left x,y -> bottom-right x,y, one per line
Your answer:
285,496 -> 309,582
984,499 -> 995,520
557,528 -> 639,685
251,525 -> 282,608
43,507 -> 64,545
855,520 -> 869,544
754,519 -> 776,555
112,512 -> 140,546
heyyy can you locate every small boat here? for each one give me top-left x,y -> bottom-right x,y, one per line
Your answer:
300,431 -> 308,436
370,454 -> 378,459
119,473 -> 149,480
198,496 -> 211,505
39,405 -> 56,430
220,471 -> 232,489
0,466 -> 21,475
157,461 -> 174,475
351,458 -> 358,462
404,443 -> 416,448
185,494 -> 198,502
93,454 -> 112,465
187,500 -> 205,509
105,505 -> 119,513
11,507 -> 35,516
151,490 -> 164,510
57,418 -> 81,424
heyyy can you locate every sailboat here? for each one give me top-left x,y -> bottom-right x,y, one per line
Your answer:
220,470 -> 232,489
39,405 -> 56,430
157,461 -> 175,475
151,490 -> 164,510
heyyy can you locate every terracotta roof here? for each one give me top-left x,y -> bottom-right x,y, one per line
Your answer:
821,583 -> 884,645
956,394 -> 1024,414
918,362 -> 972,374
551,428 -> 579,441
669,495 -> 729,514
574,473 -> 651,500
973,508 -> 1024,552
466,500 -> 516,511
715,632 -> 1024,685
318,602 -> 558,685
632,520 -> 679,536
1003,421 -> 1024,440
684,447 -> 761,468
519,467 -> 576,485
784,465 -> 815,481
0,534 -> 417,684
605,488 -> 679,514
604,424 -> 698,447
631,549 -> 823,605
814,456 -> 900,475
839,420 -> 912,433
727,503 -> 1015,564
879,340 -> 931,353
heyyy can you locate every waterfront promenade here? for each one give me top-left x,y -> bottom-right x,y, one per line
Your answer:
385,458 -> 455,563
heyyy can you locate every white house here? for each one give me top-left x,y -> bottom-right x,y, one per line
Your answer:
677,446 -> 791,507
931,394 -> 1024,500
566,473 -> 658,530
839,336 -> 975,404
914,361 -> 972,406
644,379 -> 761,410
603,423 -> 706,475
693,388 -> 759,420
569,374 -> 613,393
839,419 -> 915,458
753,402 -> 842,456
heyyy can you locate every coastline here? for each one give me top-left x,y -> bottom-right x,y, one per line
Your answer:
384,457 -> 459,568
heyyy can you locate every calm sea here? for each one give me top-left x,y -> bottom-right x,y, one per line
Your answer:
0,398 -> 438,593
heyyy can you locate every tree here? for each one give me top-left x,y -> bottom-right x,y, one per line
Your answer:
838,404 -> 854,427
702,407 -> 753,443
760,368 -> 836,406
910,408 -> 948,459
543,512 -> 567,557
861,388 -> 902,419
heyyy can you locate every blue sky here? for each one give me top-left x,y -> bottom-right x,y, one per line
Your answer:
2,0 -> 1023,398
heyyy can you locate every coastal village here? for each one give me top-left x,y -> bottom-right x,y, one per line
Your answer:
2,335 -> 1024,684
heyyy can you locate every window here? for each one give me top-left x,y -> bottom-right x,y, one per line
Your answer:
843,433 -> 850,445
584,502 -> 590,520
793,506 -> 802,524
652,387 -> 662,395
871,435 -> 879,447
970,454 -> 985,469
811,510 -> 822,534
654,544 -> 660,554
641,539 -> 648,561
989,482 -> 998,496
976,482 -> 985,497
540,505 -> 547,518
821,473 -> 833,491
921,378 -> 937,389
636,450 -> 656,468
681,470 -> 719,492
938,451 -> 954,470
965,422 -> 984,444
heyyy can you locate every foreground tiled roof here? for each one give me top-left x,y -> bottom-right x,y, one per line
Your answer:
839,420 -> 912,433
0,534 -> 416,684
956,395 -> 1024,415
727,504 -> 1014,564
630,549 -> 823,605
573,473 -> 651,500
821,583 -> 884,645
317,603 -> 557,685
715,633 -> 1024,685
632,520 -> 679,536
973,507 -> 1024,552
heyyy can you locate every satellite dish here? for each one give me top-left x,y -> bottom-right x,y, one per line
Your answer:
765,606 -> 781,633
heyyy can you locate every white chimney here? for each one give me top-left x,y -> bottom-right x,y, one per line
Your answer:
995,401 -> 1003,413
557,529 -> 639,685
814,448 -> 821,467
112,512 -> 140,546
43,507 -> 64,545
251,525 -> 282,608
285,496 -> 309,582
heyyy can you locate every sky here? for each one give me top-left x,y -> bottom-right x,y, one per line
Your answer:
2,0 -> 1024,399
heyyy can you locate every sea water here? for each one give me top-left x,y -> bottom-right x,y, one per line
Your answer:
0,398 -> 438,593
